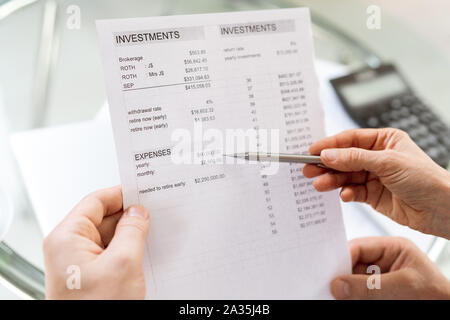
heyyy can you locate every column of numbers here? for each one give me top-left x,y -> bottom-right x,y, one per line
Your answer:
279,71 -> 327,229
247,77 -> 278,235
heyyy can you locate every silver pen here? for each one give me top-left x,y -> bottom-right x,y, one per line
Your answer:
224,152 -> 327,167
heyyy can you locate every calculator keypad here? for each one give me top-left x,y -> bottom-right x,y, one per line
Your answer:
366,94 -> 450,168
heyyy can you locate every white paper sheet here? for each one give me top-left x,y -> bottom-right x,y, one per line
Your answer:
97,8 -> 350,299
10,119 -> 120,234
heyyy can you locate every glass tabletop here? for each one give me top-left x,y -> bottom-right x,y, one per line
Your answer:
0,0 -> 448,299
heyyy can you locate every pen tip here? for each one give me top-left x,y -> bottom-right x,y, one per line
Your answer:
223,153 -> 247,158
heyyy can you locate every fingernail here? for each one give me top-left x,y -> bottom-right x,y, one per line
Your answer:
333,279 -> 350,299
321,149 -> 338,161
126,206 -> 148,219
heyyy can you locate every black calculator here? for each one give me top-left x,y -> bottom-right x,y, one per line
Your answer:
330,64 -> 450,168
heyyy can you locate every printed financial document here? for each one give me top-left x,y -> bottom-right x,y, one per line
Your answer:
97,8 -> 350,299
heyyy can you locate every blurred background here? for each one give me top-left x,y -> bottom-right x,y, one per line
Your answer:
0,0 -> 449,299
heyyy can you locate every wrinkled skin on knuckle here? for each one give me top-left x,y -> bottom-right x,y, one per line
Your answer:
377,149 -> 402,176
385,127 -> 408,142
347,147 -> 362,166
392,128 -> 409,139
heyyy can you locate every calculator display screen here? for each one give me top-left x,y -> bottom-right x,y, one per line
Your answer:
340,73 -> 408,107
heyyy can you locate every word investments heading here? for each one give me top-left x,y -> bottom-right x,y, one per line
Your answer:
114,20 -> 295,46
